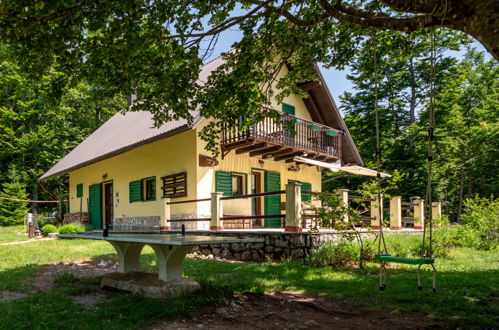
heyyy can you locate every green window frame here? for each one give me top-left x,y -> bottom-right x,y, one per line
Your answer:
282,103 -> 295,115
142,176 -> 156,201
129,180 -> 143,203
76,183 -> 83,198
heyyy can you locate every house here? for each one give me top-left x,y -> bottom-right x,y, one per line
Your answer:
39,56 -> 363,231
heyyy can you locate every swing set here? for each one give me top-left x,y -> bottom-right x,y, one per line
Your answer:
370,28 -> 439,292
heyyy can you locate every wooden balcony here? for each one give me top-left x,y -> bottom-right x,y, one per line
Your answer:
221,113 -> 342,163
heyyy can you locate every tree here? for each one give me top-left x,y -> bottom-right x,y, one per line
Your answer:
429,48 -> 498,220
0,44 -> 125,211
334,29 -> 467,198
0,167 -> 29,226
0,1 -> 496,155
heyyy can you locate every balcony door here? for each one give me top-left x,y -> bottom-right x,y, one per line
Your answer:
264,171 -> 281,228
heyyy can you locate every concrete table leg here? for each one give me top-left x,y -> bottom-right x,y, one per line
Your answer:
150,245 -> 193,281
109,242 -> 145,273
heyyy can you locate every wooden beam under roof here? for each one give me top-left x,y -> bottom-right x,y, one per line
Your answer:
299,81 -> 321,91
249,145 -> 281,157
262,147 -> 294,159
235,142 -> 267,154
274,151 -> 304,162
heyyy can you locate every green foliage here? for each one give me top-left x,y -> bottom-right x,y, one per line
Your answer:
41,224 -> 57,236
58,224 -> 79,235
0,44 -> 125,215
0,167 -> 29,226
305,239 -> 358,267
460,195 -> 498,250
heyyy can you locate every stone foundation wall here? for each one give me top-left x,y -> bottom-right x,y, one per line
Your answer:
113,216 -> 160,232
63,212 -> 89,224
170,213 -> 209,230
189,231 -> 355,261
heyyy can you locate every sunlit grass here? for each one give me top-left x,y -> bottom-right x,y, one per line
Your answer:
0,225 -> 28,244
0,234 -> 497,328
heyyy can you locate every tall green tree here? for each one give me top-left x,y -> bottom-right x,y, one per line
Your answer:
0,45 -> 126,213
331,29 -> 467,198
429,49 -> 498,220
0,166 -> 29,226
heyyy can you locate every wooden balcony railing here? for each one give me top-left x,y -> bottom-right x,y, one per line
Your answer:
221,113 -> 343,160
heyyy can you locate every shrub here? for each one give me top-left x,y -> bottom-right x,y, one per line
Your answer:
58,224 -> 79,235
305,239 -> 358,267
460,195 -> 498,250
41,224 -> 58,236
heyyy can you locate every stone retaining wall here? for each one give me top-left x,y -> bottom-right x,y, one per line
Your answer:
189,231 -> 355,261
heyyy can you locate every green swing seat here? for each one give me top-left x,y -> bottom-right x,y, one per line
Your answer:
375,254 -> 435,265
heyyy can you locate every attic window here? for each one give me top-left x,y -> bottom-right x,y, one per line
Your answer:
161,172 -> 187,198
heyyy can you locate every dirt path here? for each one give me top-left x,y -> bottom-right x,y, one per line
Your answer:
150,291 -> 448,330
0,237 -> 54,246
1,259 -> 449,329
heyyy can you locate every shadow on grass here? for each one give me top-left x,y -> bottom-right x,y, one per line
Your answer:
0,250 -> 497,329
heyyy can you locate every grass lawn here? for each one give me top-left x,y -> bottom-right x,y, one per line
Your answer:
0,225 -> 29,244
0,233 -> 497,329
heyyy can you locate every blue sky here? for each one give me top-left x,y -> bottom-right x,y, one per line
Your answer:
203,26 -> 490,111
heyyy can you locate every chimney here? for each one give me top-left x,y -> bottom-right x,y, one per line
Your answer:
128,94 -> 137,108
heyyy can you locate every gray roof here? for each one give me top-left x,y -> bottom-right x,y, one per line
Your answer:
40,55 -> 362,181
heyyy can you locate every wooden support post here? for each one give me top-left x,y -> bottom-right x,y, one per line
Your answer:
413,198 -> 425,230
160,198 -> 172,231
389,196 -> 402,230
338,189 -> 349,222
432,202 -> 442,221
285,182 -> 302,232
210,192 -> 224,231
371,194 -> 383,230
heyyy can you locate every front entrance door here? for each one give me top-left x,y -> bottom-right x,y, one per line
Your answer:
264,171 -> 281,227
103,182 -> 113,228
251,170 -> 263,226
88,183 -> 102,229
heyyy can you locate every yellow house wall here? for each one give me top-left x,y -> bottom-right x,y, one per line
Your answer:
195,63 -> 322,218
68,130 -> 198,219
269,65 -> 312,121
196,149 -> 322,217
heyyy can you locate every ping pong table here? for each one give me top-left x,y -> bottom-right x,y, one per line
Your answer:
58,233 -> 264,282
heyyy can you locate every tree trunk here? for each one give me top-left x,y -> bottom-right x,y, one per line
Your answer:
408,56 -> 417,148
456,167 -> 465,223
467,174 -> 473,198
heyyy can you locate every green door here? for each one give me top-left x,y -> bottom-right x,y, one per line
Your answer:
264,171 -> 281,227
88,183 -> 102,229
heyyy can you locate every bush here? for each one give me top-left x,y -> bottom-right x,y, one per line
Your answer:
460,195 -> 498,250
305,239 -> 358,267
41,224 -> 58,236
58,224 -> 79,235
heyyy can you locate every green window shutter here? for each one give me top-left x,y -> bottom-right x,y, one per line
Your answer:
215,171 -> 232,196
76,184 -> 83,198
301,182 -> 312,202
129,180 -> 143,202
264,171 -> 281,227
282,103 -> 295,115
